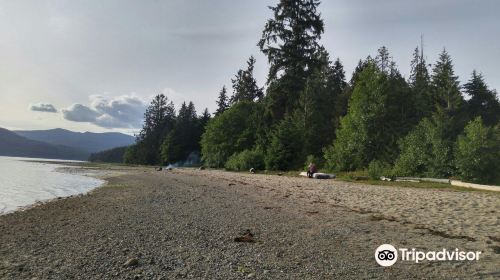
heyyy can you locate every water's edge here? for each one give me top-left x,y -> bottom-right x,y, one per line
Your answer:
0,161 -> 108,216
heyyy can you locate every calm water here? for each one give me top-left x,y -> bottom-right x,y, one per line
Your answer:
0,156 -> 104,215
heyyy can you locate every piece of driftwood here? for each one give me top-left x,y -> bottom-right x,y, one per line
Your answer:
450,180 -> 500,192
395,179 -> 419,182
395,177 -> 450,184
299,172 -> 335,179
313,173 -> 336,179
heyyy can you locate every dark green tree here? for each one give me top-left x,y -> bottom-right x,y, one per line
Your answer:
324,49 -> 413,170
265,116 -> 305,171
258,0 -> 325,121
230,56 -> 263,104
409,46 -> 432,119
329,58 -> 348,124
199,108 -> 211,130
201,101 -> 261,167
215,86 -> 229,116
463,71 -> 500,126
125,94 -> 175,164
160,102 -> 201,164
431,49 -> 465,138
431,50 -> 463,112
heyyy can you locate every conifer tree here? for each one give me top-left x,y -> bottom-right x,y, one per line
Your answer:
431,49 -> 465,138
409,46 -> 432,119
125,94 -> 175,165
258,0 -> 325,121
463,71 -> 500,126
230,56 -> 263,104
215,86 -> 229,116
160,102 -> 201,165
431,49 -> 463,112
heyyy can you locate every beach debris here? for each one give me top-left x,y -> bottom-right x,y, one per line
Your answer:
155,167 -> 162,171
199,166 -> 206,170
228,183 -> 236,186
312,173 -> 335,179
380,176 -> 392,181
249,168 -> 255,174
123,258 -> 139,267
395,178 -> 419,182
299,172 -> 335,179
166,167 -> 173,171
234,229 -> 255,243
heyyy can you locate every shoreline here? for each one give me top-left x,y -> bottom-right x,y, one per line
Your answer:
0,162 -> 122,217
1,165 -> 499,279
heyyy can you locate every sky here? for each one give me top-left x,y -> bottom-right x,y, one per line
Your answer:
0,0 -> 499,134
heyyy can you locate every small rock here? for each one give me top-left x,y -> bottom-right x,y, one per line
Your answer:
234,229 -> 255,243
123,258 -> 139,267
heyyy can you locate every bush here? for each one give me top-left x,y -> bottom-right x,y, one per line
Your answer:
368,160 -> 389,180
455,117 -> 500,184
225,149 -> 265,171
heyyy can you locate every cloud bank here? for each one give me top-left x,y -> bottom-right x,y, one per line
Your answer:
29,103 -> 57,113
62,95 -> 146,128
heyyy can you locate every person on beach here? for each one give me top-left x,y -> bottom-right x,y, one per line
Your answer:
307,162 -> 317,178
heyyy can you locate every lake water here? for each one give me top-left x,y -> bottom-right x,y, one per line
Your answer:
0,156 -> 104,215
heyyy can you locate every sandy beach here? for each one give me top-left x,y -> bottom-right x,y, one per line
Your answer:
0,165 -> 499,279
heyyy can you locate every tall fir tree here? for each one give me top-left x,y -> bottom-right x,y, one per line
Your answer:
258,0 -> 325,122
199,108 -> 211,130
409,46 -> 432,119
230,56 -> 264,104
161,102 -> 201,164
126,94 -> 175,165
431,49 -> 463,112
463,70 -> 500,126
215,86 -> 229,116
431,49 -> 465,138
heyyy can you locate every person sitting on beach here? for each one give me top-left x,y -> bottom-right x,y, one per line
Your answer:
307,162 -> 317,178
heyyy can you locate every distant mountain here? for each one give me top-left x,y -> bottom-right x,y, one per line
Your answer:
15,128 -> 135,153
0,128 -> 89,160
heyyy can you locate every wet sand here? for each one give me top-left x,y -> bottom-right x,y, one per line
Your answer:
0,166 -> 499,279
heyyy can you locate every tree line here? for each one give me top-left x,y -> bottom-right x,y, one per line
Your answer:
122,0 -> 500,184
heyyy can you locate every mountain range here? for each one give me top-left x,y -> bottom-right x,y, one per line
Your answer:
0,128 -> 135,160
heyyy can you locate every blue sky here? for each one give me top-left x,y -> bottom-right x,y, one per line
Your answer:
0,0 -> 498,133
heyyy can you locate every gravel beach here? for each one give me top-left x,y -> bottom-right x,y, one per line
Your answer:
1,166 -> 499,279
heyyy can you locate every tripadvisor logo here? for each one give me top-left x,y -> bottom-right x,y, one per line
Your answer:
375,244 -> 482,267
375,244 -> 398,267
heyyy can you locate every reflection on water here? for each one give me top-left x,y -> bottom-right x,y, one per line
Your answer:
0,156 -> 104,215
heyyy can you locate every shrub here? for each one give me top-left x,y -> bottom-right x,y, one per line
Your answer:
455,117 -> 500,184
367,160 -> 389,180
225,149 -> 265,171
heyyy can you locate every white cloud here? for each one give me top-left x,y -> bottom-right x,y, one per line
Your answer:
62,94 -> 147,128
29,103 -> 57,113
